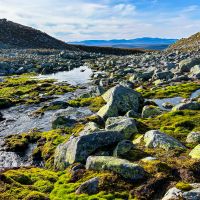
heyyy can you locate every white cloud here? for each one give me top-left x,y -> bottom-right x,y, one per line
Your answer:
0,0 -> 199,41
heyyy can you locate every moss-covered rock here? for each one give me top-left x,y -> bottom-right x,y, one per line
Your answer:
86,156 -> 145,181
189,144 -> 200,159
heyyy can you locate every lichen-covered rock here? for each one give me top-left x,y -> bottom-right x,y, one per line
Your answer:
142,105 -> 162,118
54,131 -> 124,170
144,130 -> 185,151
97,85 -> 143,119
79,122 -> 100,136
178,58 -> 200,73
186,132 -> 200,143
75,177 -> 99,195
162,187 -> 182,200
113,140 -> 134,157
189,144 -> 200,159
105,116 -> 138,139
183,188 -> 200,200
172,102 -> 200,111
86,156 -> 145,181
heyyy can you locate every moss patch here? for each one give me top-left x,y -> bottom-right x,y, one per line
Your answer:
68,96 -> 106,112
137,110 -> 200,142
0,168 -> 58,200
0,74 -> 75,107
176,182 -> 193,191
137,82 -> 200,99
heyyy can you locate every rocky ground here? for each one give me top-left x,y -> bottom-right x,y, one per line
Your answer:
0,47 -> 200,200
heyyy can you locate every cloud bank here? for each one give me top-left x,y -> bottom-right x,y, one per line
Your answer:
0,0 -> 200,41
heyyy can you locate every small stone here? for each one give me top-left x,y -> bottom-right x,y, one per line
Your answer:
113,140 -> 135,157
75,177 -> 99,195
186,132 -> 200,144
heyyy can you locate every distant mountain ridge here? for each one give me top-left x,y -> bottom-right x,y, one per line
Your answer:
167,32 -> 200,52
69,37 -> 178,50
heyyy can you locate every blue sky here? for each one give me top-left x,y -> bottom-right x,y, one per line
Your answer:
0,0 -> 200,41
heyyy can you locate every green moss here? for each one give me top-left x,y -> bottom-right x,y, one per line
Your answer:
68,96 -> 106,112
137,110 -> 200,142
50,170 -> 132,200
0,168 -> 58,200
138,82 -> 200,99
176,182 -> 193,191
0,74 -> 75,107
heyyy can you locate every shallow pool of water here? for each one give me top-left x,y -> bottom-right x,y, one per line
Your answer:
37,66 -> 92,85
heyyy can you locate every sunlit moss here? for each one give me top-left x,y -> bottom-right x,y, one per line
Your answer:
137,82 -> 200,99
68,96 -> 106,112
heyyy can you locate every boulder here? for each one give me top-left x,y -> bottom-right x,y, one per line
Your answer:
190,65 -> 200,79
186,132 -> 200,144
79,122 -> 100,136
189,144 -> 200,159
105,116 -> 138,139
172,102 -> 200,111
113,140 -> 134,157
142,105 -> 162,118
97,85 -> 143,119
162,187 -> 182,200
179,58 -> 200,73
54,130 -> 124,170
183,188 -> 200,200
75,177 -> 99,195
144,130 -> 185,151
153,70 -> 173,80
86,156 -> 145,181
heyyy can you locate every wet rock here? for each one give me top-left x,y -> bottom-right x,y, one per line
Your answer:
52,116 -> 77,129
162,102 -> 174,109
186,132 -> 200,143
75,177 -> 99,195
113,140 -> 134,157
144,130 -> 185,151
0,112 -> 4,121
97,85 -> 143,119
142,105 -> 162,118
54,130 -> 124,170
105,116 -> 138,139
172,102 -> 200,111
86,156 -> 145,181
189,144 -> 200,159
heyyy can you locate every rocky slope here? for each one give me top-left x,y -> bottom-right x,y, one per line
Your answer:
0,31 -> 200,200
167,32 -> 200,52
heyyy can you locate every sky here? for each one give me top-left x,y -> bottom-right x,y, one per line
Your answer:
0,0 -> 200,41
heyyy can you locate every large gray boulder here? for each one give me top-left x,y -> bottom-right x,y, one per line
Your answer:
144,130 -> 185,151
105,116 -> 138,139
172,102 -> 200,111
162,187 -> 182,200
97,85 -> 143,119
178,58 -> 200,73
190,65 -> 200,79
86,156 -> 145,181
54,130 -> 124,170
